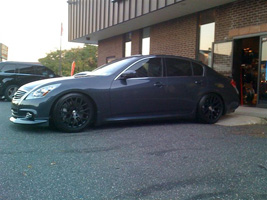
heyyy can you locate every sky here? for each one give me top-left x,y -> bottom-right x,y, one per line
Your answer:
0,0 -> 84,62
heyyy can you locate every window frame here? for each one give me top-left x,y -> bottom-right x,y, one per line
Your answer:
115,56 -> 205,80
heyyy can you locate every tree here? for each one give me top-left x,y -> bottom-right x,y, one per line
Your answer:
39,45 -> 98,76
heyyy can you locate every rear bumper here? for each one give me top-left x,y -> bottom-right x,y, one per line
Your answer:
226,101 -> 239,114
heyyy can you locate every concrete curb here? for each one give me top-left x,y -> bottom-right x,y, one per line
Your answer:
216,114 -> 267,126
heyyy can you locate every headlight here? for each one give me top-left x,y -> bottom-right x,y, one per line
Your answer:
26,84 -> 61,99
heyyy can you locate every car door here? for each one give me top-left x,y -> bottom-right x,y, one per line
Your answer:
17,64 -> 40,85
110,57 -> 169,118
0,63 -> 17,89
164,58 -> 206,114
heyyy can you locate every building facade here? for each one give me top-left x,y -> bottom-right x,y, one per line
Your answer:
68,0 -> 267,107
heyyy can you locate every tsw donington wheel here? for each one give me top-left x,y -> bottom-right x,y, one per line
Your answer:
52,93 -> 94,132
197,94 -> 224,124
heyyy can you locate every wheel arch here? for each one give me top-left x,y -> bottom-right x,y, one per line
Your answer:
4,84 -> 19,101
197,91 -> 226,116
49,90 -> 98,123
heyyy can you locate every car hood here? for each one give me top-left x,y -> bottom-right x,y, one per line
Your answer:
19,75 -> 99,92
19,77 -> 72,92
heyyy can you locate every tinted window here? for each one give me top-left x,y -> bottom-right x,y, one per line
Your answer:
128,58 -> 162,77
46,68 -> 55,77
18,65 -> 34,74
35,66 -> 55,77
1,64 -> 17,73
35,66 -> 46,75
165,58 -> 192,76
192,62 -> 204,76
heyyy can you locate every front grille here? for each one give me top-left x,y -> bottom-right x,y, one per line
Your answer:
13,90 -> 26,100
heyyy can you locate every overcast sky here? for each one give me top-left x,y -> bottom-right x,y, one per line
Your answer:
0,0 -> 83,62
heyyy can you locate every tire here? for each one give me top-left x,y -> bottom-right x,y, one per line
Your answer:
197,93 -> 224,124
52,93 -> 94,132
4,85 -> 18,101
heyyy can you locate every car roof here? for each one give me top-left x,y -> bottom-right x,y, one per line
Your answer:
127,54 -> 206,65
0,61 -> 43,65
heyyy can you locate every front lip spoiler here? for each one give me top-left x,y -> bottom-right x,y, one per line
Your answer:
10,117 -> 48,125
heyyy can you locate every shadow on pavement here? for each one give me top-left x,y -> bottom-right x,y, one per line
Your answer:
8,118 -> 196,136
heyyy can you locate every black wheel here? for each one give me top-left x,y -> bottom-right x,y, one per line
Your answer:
4,85 -> 18,101
52,93 -> 94,132
197,94 -> 224,124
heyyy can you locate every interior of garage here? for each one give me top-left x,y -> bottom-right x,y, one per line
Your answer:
232,36 -> 259,106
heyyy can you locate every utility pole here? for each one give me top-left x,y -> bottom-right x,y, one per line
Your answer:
59,23 -> 63,76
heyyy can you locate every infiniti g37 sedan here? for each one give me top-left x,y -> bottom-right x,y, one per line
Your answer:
10,55 -> 239,132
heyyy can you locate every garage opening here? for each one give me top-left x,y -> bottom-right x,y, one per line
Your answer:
232,37 -> 259,106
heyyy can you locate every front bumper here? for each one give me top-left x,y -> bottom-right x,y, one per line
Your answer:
10,116 -> 48,125
10,96 -> 53,126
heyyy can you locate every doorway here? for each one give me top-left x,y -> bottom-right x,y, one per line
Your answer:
233,37 -> 259,106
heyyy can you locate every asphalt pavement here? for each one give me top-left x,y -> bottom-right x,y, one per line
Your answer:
0,100 -> 266,200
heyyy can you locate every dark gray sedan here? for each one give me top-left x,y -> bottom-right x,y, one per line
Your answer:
10,55 -> 239,132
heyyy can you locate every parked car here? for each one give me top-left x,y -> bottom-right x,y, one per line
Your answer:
0,61 -> 57,101
10,55 -> 239,132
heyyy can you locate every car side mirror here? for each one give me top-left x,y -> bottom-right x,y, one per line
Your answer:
119,70 -> 137,80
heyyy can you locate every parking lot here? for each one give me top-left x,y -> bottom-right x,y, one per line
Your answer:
0,100 -> 266,200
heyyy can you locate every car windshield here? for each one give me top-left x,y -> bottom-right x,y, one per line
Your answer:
75,57 -> 138,77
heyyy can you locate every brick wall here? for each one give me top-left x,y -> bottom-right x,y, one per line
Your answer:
98,35 -> 124,66
97,0 -> 267,66
132,30 -> 142,55
150,14 -> 198,59
215,0 -> 267,41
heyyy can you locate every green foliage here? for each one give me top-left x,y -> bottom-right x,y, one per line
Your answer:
39,45 -> 98,76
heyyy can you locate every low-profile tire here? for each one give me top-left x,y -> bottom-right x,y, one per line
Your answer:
52,93 -> 94,133
4,85 -> 18,101
197,93 -> 224,124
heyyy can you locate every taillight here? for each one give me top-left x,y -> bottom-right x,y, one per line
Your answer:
231,79 -> 236,88
231,79 -> 239,94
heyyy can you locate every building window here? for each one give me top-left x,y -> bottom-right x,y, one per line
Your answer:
106,56 -> 116,63
142,27 -> 150,55
198,11 -> 215,67
212,41 -> 233,77
125,32 -> 132,57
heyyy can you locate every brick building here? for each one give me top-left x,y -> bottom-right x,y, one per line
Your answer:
68,0 -> 267,107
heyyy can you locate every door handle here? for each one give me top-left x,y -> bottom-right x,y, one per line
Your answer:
195,80 -> 203,85
154,82 -> 165,88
